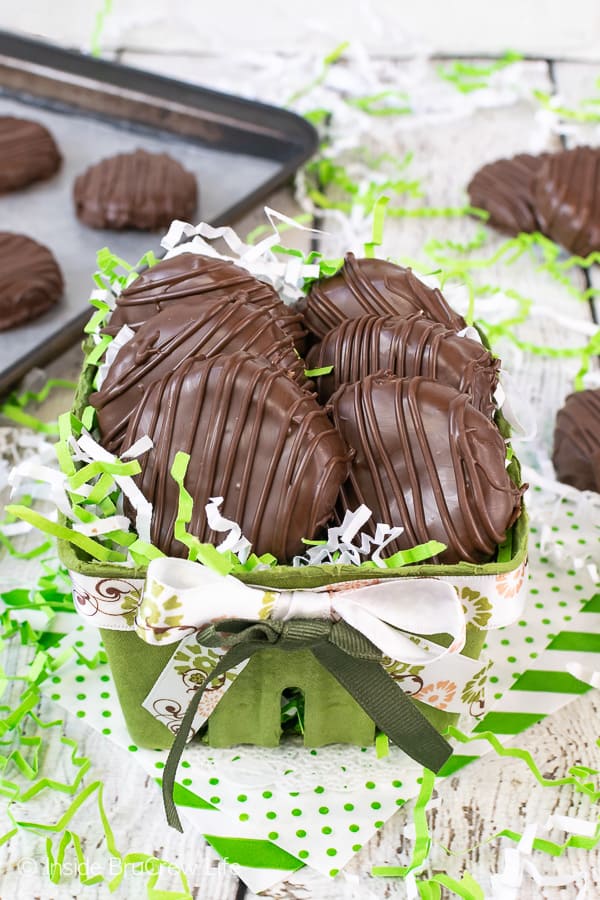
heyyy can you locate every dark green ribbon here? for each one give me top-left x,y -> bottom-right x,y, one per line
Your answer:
162,618 -> 453,831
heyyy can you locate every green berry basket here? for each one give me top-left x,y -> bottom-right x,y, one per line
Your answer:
57,348 -> 528,753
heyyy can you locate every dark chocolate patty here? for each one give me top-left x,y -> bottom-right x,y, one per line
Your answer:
534,146 -> 600,257
107,252 -> 306,352
73,149 -> 198,230
122,353 -> 350,561
467,153 -> 548,236
91,291 -> 307,454
305,314 -> 499,416
0,232 -> 63,330
0,116 -> 61,193
553,388 -> 600,492
303,253 -> 465,340
330,375 -> 523,564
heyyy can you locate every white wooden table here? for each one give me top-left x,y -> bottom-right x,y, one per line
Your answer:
0,14 -> 599,898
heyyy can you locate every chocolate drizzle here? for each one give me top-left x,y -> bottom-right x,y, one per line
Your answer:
306,314 -> 499,415
107,253 -> 306,351
467,153 -> 548,236
534,147 -> 600,256
73,149 -> 197,230
553,388 -> 600,492
122,353 -> 350,561
91,293 -> 307,454
0,232 -> 63,330
303,253 -> 466,340
0,117 -> 61,193
330,375 -> 523,564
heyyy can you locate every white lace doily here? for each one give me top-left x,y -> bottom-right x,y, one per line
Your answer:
182,733 -> 426,792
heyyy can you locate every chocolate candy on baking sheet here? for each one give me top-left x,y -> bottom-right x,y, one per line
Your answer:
0,232 -> 63,330
305,313 -> 499,416
330,374 -> 523,565
74,149 -> 197,231
303,253 -> 466,340
122,353 -> 350,561
0,116 -> 61,193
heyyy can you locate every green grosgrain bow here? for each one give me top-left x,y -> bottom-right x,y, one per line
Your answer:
163,616 -> 453,831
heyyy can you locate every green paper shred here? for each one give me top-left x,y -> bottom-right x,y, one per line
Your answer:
0,527 -> 52,561
4,506 -> 126,564
287,41 -> 349,105
193,543 -> 235,576
90,0 -> 113,57
364,195 -> 390,258
389,204 -> 489,220
383,540 -> 446,568
84,302 -> 111,335
170,452 -> 205,564
375,731 -> 389,759
281,688 -> 305,735
304,365 -> 334,377
437,51 -> 523,94
12,779 -> 192,897
303,108 -> 331,126
85,335 -> 112,367
373,724 -> 600,895
404,227 -> 600,380
534,85 -> 600,123
373,768 -> 436,878
129,539 -> 166,567
0,378 -> 77,435
68,458 -> 141,489
0,576 -> 193,899
303,152 -> 423,221
447,725 -> 600,800
2,378 -> 76,411
346,89 -> 412,116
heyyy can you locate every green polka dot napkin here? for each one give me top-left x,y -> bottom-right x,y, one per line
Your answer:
44,492 -> 600,892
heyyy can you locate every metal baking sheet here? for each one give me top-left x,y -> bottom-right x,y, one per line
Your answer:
0,31 -> 317,395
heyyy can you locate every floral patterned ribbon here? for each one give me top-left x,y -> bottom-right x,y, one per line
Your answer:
69,557 -> 527,738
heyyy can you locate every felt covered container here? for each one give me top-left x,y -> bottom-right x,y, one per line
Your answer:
59,353 -> 528,752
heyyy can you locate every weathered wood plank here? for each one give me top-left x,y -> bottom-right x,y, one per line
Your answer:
5,3 -> 600,61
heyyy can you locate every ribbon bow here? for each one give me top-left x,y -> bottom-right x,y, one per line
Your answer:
136,557 -> 467,665
162,616 -> 455,832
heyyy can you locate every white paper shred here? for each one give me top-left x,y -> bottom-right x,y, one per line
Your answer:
545,814 -> 598,839
95,324 -> 135,390
161,211 -> 322,305
520,464 -> 600,584
490,823 -> 587,899
565,662 -> 600,690
89,286 -> 116,308
202,499 -> 411,569
72,515 -> 131,537
76,432 -> 153,545
205,497 -> 252,563
292,505 -> 404,567
8,459 -> 74,519
120,435 -> 154,460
